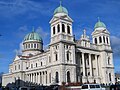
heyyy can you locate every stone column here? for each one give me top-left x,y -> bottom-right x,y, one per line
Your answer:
60,22 -> 62,33
82,53 -> 87,83
65,23 -> 67,34
101,36 -> 104,44
29,74 -> 31,82
44,72 -> 46,85
34,73 -> 35,83
46,71 -> 47,84
36,72 -> 38,83
95,55 -> 99,76
30,74 -> 31,82
105,36 -> 107,44
108,37 -> 110,45
42,72 -> 44,84
89,54 -> 92,76
82,53 -> 86,76
31,74 -> 33,82
40,72 -> 42,84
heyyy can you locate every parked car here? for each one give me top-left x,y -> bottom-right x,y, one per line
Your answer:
81,84 -> 105,90
19,87 -> 30,90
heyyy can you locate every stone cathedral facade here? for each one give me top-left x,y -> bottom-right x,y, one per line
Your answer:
2,3 -> 115,86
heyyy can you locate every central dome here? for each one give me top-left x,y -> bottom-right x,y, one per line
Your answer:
24,31 -> 43,42
54,4 -> 68,15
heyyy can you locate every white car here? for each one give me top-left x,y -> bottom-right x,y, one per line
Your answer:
81,84 -> 105,90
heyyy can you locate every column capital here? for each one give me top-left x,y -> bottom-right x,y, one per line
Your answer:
81,52 -> 85,54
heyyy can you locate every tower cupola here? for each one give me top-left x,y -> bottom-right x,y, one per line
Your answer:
94,18 -> 106,29
54,1 -> 68,17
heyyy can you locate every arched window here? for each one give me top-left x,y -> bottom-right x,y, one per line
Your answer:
62,24 -> 65,32
103,36 -> 105,43
95,38 -> 97,44
67,25 -> 70,34
26,44 -> 27,49
41,62 -> 42,66
67,71 -> 70,82
106,37 -> 109,44
67,52 -> 69,61
49,56 -> 51,63
99,37 -> 102,43
18,65 -> 20,69
55,72 -> 59,83
36,63 -> 37,67
31,44 -> 33,48
55,53 -> 58,61
57,24 -> 60,33
31,64 -> 33,68
81,72 -> 83,76
109,73 -> 111,81
28,44 -> 30,48
15,65 -> 16,70
53,26 -> 55,35
108,57 -> 110,65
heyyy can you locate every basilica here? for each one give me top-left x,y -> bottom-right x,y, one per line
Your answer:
2,3 -> 115,86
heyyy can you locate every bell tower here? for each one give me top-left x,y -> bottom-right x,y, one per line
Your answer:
49,2 -> 74,44
49,2 -> 76,84
92,18 -> 115,84
92,18 -> 111,50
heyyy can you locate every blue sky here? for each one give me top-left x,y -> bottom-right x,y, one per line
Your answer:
0,0 -> 120,73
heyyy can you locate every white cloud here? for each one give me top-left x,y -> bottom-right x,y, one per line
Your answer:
14,42 -> 23,55
18,25 -> 28,32
36,26 -> 49,38
0,0 -> 54,18
43,44 -> 49,51
14,25 -> 28,39
111,36 -> 120,57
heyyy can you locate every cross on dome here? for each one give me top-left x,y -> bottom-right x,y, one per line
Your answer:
60,0 -> 62,6
32,26 -> 35,32
98,17 -> 100,22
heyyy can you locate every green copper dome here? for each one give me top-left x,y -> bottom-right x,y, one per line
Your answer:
54,4 -> 68,15
94,18 -> 106,29
24,31 -> 43,42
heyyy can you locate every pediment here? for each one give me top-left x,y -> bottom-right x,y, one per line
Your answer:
49,15 -> 73,24
92,29 -> 110,35
13,55 -> 21,61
